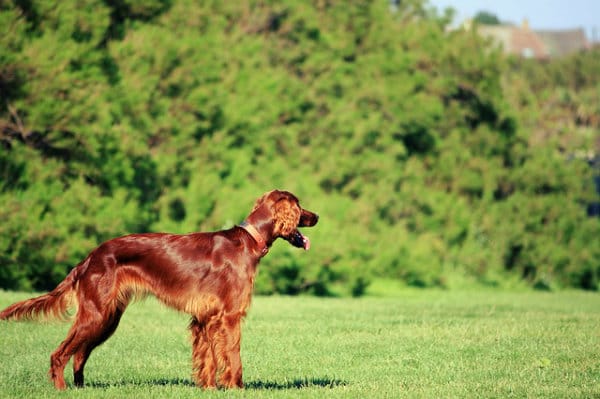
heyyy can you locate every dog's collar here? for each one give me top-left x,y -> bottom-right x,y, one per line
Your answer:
239,221 -> 268,255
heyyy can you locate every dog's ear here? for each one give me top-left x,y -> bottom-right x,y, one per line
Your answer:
251,191 -> 271,213
273,197 -> 301,237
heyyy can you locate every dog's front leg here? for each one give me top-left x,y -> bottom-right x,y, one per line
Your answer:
219,313 -> 244,388
189,318 -> 217,389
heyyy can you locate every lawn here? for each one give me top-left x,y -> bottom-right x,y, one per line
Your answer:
0,289 -> 599,398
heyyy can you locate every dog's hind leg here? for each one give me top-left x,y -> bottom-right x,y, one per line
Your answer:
48,301 -> 121,389
50,260 -> 124,389
72,308 -> 124,387
49,326 -> 77,389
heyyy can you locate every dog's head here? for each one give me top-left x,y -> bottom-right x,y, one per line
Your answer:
250,190 -> 318,250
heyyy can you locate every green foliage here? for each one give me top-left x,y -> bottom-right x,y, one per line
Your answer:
0,0 -> 598,294
473,11 -> 501,25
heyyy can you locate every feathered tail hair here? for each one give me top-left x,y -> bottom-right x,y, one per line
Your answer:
0,259 -> 86,321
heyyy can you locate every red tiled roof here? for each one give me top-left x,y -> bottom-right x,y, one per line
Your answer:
536,29 -> 589,57
511,27 -> 548,58
478,25 -> 548,58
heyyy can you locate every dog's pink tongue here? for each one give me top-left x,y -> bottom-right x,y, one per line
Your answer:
302,234 -> 311,250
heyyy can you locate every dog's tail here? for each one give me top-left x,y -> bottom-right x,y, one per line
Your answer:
0,258 -> 87,322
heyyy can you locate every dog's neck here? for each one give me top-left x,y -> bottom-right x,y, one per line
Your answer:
239,221 -> 268,256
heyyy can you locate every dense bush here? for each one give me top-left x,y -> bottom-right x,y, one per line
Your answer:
1,0 -> 598,294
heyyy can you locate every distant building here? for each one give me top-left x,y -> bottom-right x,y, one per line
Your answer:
473,19 -> 589,59
536,29 -> 590,57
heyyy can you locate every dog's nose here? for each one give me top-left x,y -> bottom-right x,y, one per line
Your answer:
300,210 -> 318,227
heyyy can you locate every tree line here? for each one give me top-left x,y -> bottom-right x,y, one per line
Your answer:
1,0 -> 598,294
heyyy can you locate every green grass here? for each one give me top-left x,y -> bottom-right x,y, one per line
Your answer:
1,289 -> 599,398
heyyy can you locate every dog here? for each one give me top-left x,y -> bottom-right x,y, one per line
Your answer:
0,189 -> 318,389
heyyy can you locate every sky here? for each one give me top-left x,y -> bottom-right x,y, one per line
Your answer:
428,0 -> 600,41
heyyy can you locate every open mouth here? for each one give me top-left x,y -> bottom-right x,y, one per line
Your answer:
287,230 -> 311,250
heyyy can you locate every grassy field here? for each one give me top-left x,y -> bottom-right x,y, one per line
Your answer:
0,289 -> 599,398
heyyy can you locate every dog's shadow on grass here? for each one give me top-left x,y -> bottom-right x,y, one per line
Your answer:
246,377 -> 346,390
87,378 -> 194,389
88,376 -> 346,390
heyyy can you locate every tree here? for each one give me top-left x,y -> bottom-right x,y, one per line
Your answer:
474,10 -> 501,25
0,0 -> 597,293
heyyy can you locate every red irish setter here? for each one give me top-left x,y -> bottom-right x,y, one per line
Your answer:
0,190 -> 318,390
